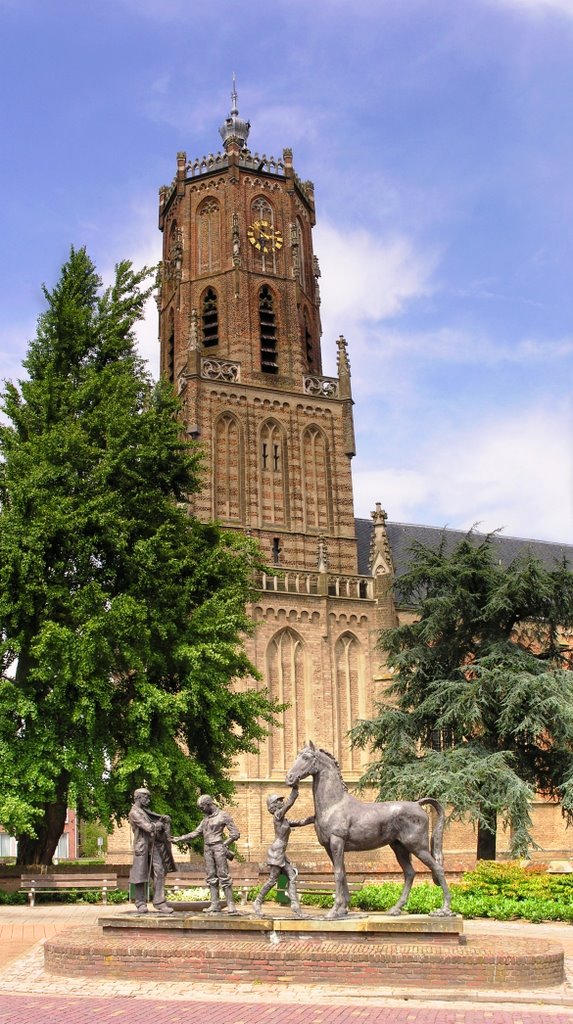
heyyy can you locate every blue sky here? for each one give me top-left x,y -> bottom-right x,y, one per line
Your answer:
1,0 -> 572,543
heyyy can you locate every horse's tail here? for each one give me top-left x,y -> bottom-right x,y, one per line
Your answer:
418,798 -> 445,865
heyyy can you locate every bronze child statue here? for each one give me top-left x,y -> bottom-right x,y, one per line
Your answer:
173,794 -> 240,915
253,783 -> 314,917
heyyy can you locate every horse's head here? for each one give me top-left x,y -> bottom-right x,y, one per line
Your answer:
286,741 -> 319,785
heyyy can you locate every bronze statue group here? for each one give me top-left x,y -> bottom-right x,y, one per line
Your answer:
128,783 -> 313,917
128,742 -> 452,920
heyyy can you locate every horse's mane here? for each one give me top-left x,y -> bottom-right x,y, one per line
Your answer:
318,747 -> 348,792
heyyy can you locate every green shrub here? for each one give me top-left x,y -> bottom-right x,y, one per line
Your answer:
288,863 -> 573,922
299,892 -> 334,909
0,890 -> 27,905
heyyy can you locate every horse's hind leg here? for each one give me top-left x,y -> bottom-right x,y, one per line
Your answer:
414,848 -> 453,916
385,841 -> 416,916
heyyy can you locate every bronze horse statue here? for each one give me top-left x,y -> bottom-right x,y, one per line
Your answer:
286,742 -> 452,920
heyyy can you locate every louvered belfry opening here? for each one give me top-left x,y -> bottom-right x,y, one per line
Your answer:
259,285 -> 278,374
202,287 -> 219,347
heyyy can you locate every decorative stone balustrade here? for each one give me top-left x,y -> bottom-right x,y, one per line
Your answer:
185,151 -> 286,178
303,375 -> 339,398
256,571 -> 373,600
201,358 -> 240,383
327,575 -> 373,600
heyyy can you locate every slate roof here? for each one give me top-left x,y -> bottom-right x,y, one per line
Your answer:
355,518 -> 573,587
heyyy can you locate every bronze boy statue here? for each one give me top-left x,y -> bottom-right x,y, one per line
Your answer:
173,794 -> 240,915
253,783 -> 314,917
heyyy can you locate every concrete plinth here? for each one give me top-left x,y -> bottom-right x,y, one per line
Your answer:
100,909 -> 465,944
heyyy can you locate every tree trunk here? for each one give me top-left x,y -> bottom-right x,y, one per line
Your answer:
16,775 -> 70,866
476,809 -> 497,861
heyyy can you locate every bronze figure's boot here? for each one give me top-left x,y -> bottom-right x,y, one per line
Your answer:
203,883 -> 222,913
223,883 -> 239,915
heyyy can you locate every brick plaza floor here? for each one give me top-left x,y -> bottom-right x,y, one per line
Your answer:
1,903 -> 573,1022
1,995 -> 573,1024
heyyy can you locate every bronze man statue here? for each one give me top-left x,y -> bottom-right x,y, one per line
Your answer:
253,783 -> 314,917
173,794 -> 240,915
128,787 -> 176,914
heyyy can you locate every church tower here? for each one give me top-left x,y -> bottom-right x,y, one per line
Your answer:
157,83 -> 393,857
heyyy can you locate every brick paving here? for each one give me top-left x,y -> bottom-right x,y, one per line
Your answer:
1,903 -> 573,1021
0,995 -> 573,1023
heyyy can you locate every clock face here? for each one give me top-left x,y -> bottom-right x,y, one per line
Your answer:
247,219 -> 283,254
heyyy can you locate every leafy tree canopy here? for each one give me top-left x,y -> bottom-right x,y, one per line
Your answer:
351,531 -> 573,859
0,247 -> 278,864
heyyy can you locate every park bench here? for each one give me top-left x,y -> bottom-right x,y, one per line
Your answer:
21,872 -> 118,907
166,869 -> 263,905
276,874 -> 365,906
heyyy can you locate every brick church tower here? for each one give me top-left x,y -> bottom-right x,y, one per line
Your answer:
156,83 -> 395,857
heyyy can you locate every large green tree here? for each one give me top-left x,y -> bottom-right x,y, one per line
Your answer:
0,248 -> 277,864
351,532 -> 573,860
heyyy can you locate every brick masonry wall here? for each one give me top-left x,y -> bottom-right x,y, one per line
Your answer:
44,928 -> 564,988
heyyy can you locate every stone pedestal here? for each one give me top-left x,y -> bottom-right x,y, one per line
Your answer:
43,908 -> 564,990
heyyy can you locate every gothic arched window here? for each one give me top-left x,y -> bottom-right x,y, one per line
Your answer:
334,633 -> 365,773
267,628 -> 308,772
166,307 -> 175,383
251,197 -> 279,274
302,306 -> 314,369
202,287 -> 219,347
259,286 -> 278,374
197,198 -> 221,274
301,425 -> 331,531
296,218 -> 306,290
259,419 -> 287,526
166,220 -> 182,284
214,413 -> 243,522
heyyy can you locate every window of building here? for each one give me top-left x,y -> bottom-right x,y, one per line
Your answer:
166,309 -> 175,383
335,633 -> 365,773
259,419 -> 287,526
202,287 -> 219,347
259,286 -> 278,374
198,199 -> 221,274
251,197 -> 279,274
302,425 -> 331,530
267,628 -> 308,771
303,307 -> 314,369
296,218 -> 306,290
214,413 -> 243,521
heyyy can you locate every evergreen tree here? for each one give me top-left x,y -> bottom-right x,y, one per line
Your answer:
0,248 -> 277,864
351,532 -> 573,859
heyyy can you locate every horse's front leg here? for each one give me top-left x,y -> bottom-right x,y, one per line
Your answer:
325,835 -> 348,920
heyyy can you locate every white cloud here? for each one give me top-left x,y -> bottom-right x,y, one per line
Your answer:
316,221 -> 438,330
352,403 -> 573,543
357,326 -> 573,371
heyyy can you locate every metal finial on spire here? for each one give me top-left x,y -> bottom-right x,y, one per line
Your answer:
219,74 -> 250,152
231,72 -> 238,116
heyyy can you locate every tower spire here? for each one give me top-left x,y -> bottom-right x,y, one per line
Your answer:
219,74 -> 250,152
231,72 -> 239,116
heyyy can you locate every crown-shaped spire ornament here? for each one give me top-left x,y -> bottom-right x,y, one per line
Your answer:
219,74 -> 250,152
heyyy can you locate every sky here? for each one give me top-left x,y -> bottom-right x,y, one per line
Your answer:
1,0 -> 572,544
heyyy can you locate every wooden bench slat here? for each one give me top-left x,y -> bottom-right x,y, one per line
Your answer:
20,872 -> 118,907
